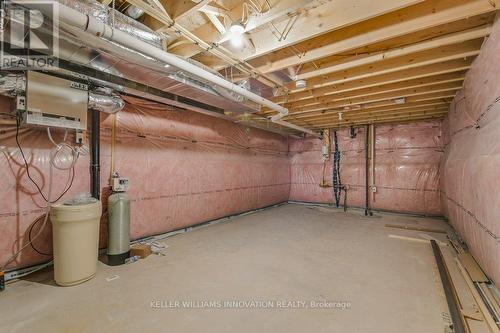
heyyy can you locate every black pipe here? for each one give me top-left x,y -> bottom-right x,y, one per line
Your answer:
364,125 -> 370,216
90,109 -> 100,199
430,240 -> 466,333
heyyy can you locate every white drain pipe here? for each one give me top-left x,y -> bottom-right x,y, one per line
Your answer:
28,1 -> 317,136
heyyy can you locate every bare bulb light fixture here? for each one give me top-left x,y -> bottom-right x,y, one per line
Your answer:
230,21 -> 245,47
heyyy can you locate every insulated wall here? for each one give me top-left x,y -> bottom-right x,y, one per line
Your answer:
0,96 -> 290,270
289,121 -> 443,216
289,127 -> 366,207
440,14 -> 500,283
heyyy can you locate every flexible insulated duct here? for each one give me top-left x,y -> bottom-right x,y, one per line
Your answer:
0,74 -> 25,97
56,0 -> 164,49
28,1 -> 320,135
89,91 -> 125,114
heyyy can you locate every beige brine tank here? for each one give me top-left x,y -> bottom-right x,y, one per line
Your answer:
50,195 -> 102,286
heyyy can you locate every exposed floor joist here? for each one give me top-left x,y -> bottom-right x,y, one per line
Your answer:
253,0 -> 498,73
104,0 -> 499,131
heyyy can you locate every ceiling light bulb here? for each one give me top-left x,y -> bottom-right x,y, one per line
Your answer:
295,79 -> 306,89
231,34 -> 243,47
230,21 -> 245,35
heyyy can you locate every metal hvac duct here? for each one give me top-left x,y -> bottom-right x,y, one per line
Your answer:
88,91 -> 125,114
5,0 -> 317,136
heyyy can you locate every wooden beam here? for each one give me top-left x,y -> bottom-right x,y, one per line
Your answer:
299,107 -> 450,126
278,79 -> 463,112
286,99 -> 453,121
127,0 -> 283,88
285,45 -> 479,93
255,0 -> 498,73
306,112 -> 447,128
168,0 -> 423,58
302,114 -> 447,129
198,4 -> 228,17
290,102 -> 450,122
163,0 -> 210,20
280,59 -> 473,105
259,91 -> 456,118
279,82 -> 462,116
295,25 -> 491,81
205,13 -> 226,34
281,72 -> 466,109
127,0 -> 172,25
273,66 -> 469,106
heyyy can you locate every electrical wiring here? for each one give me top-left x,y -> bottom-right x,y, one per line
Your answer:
15,116 -> 50,202
28,215 -> 52,256
1,152 -> 53,271
332,130 -> 342,207
1,118 -> 82,270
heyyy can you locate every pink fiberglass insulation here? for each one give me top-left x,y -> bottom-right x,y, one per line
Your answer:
289,127 -> 366,207
0,96 -> 91,270
373,121 -> 442,215
440,14 -> 500,284
0,95 -> 289,270
289,121 -> 443,216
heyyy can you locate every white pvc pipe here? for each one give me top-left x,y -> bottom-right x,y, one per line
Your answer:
41,2 -> 287,115
29,1 -> 320,136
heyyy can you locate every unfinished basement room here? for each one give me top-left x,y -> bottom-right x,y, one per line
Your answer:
0,0 -> 499,332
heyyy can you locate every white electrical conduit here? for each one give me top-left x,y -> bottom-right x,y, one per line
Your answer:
28,1 -> 317,136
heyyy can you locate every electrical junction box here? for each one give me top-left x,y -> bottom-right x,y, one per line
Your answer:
112,177 -> 130,192
21,71 -> 88,130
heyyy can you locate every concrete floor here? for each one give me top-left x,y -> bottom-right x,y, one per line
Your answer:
0,204 -> 454,333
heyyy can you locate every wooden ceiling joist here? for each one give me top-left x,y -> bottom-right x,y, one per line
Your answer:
260,79 -> 463,116
298,106 -> 450,125
255,0 -> 498,74
279,72 -> 466,108
294,24 -> 491,81
308,112 -> 448,128
164,0 -> 211,20
280,62 -> 471,105
276,82 -> 462,115
285,44 -> 480,94
109,0 -> 499,129
168,0 -> 422,59
288,101 -> 451,122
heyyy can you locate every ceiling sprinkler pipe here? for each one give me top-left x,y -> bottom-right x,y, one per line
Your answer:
30,1 -> 319,136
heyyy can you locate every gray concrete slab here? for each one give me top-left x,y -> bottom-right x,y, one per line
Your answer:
0,204 -> 452,332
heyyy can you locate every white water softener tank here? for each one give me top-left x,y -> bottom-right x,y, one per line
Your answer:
50,195 -> 102,286
107,174 -> 130,265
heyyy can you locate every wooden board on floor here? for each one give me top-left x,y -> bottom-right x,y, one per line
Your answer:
458,253 -> 489,283
385,223 -> 447,234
